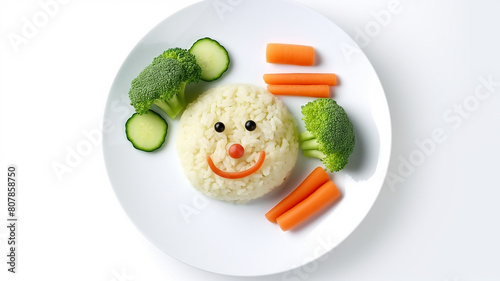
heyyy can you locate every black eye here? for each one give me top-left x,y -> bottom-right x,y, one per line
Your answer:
245,120 -> 256,131
214,122 -> 225,133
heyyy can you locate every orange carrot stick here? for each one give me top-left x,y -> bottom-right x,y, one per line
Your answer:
266,167 -> 330,223
207,151 -> 266,179
267,84 -> 329,98
266,43 -> 315,66
276,180 -> 341,231
263,73 -> 337,86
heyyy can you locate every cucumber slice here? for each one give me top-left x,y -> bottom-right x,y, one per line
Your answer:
189,37 -> 230,81
125,110 -> 168,152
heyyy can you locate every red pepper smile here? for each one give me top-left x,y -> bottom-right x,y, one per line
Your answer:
207,151 -> 266,179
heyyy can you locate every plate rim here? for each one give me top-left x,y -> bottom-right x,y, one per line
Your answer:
102,0 -> 392,276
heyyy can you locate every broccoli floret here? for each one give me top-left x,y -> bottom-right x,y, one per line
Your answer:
128,47 -> 202,119
299,98 -> 355,172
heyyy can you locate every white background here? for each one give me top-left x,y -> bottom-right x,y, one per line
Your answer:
1,0 -> 499,280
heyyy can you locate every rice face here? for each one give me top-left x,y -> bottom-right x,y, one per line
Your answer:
177,84 -> 299,203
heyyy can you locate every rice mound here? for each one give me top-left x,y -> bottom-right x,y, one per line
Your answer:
177,84 -> 298,203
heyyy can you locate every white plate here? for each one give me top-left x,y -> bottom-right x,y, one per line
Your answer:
103,0 -> 391,276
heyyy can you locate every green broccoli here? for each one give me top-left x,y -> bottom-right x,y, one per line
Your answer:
128,47 -> 202,119
299,98 -> 356,172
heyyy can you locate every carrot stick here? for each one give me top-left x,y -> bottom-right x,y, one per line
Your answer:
266,43 -> 315,66
276,180 -> 341,231
263,73 -> 337,86
267,84 -> 329,98
265,167 -> 329,223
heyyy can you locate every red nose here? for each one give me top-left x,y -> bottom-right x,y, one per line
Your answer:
228,144 -> 245,159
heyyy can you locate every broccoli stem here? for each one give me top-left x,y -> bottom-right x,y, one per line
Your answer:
299,135 -> 326,160
153,100 -> 175,119
303,150 -> 326,160
299,131 -> 315,142
300,138 -> 320,150
153,82 -> 187,119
